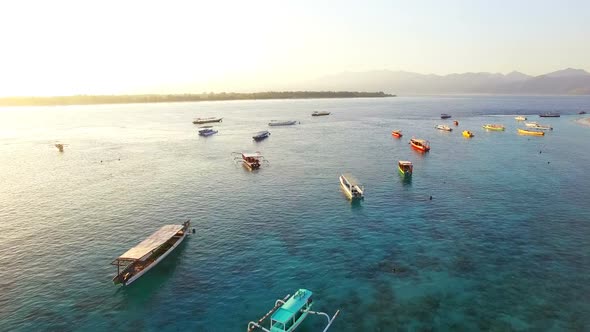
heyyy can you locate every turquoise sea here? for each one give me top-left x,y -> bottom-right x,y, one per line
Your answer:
1,96 -> 589,331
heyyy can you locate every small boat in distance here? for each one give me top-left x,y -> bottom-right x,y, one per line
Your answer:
268,120 -> 298,126
54,143 -> 68,152
198,128 -> 218,136
311,111 -> 331,116
233,152 -> 269,170
453,120 -> 459,126
531,124 -> 552,130
246,289 -> 339,332
441,114 -> 452,119
111,220 -> 191,286
518,128 -> 545,136
482,124 -> 505,131
253,130 -> 271,141
193,117 -> 222,124
525,122 -> 538,127
398,161 -> 413,177
391,130 -> 402,138
435,124 -> 453,132
462,130 -> 474,138
539,112 -> 560,117
410,138 -> 430,152
339,174 -> 364,201
579,111 -> 587,115
515,116 -> 527,121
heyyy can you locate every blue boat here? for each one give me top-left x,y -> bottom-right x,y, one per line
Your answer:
253,130 -> 271,141
198,128 -> 218,136
247,289 -> 339,332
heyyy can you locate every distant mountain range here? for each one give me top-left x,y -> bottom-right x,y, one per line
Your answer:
308,68 -> 590,95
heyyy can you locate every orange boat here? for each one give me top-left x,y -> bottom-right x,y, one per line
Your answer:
453,120 -> 459,126
391,130 -> 403,138
410,138 -> 430,152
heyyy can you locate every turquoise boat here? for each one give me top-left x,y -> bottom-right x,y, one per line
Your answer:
248,289 -> 339,332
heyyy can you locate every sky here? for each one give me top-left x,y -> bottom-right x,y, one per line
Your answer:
0,0 -> 589,96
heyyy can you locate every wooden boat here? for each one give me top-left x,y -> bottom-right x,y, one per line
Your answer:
269,120 -> 297,126
453,120 -> 459,126
482,124 -> 505,131
253,130 -> 271,141
198,128 -> 218,136
233,152 -> 268,170
462,130 -> 474,138
440,113 -> 452,119
515,116 -> 527,121
410,138 -> 430,152
311,111 -> 331,116
435,124 -> 452,132
391,130 -> 402,138
539,112 -> 560,117
54,143 -> 68,152
525,122 -> 538,127
398,161 -> 413,177
339,174 -> 364,200
193,117 -> 222,124
111,220 -> 191,286
247,289 -> 339,332
518,128 -> 545,136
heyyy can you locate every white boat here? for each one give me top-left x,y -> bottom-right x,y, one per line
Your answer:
339,174 -> 364,201
193,117 -> 222,124
435,124 -> 452,132
530,123 -> 553,130
515,116 -> 527,121
525,122 -> 539,127
311,111 -> 331,116
111,220 -> 191,286
268,120 -> 298,126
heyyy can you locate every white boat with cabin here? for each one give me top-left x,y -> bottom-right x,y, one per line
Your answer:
339,174 -> 364,201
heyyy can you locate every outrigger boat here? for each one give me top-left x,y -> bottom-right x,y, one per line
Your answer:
339,174 -> 364,201
111,220 -> 191,286
440,113 -> 452,119
269,120 -> 298,126
253,130 -> 271,141
482,124 -> 505,131
233,152 -> 269,170
515,116 -> 527,121
193,117 -> 222,124
410,138 -> 430,152
398,161 -> 413,177
247,289 -> 339,332
435,124 -> 452,132
518,128 -> 545,136
311,111 -> 331,116
391,130 -> 402,138
198,128 -> 218,136
462,130 -> 474,138
539,112 -> 560,117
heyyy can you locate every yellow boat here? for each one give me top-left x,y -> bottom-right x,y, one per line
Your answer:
462,130 -> 474,138
518,128 -> 544,136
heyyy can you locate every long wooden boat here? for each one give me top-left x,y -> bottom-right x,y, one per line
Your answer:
391,130 -> 402,138
111,220 -> 191,286
269,120 -> 297,126
253,130 -> 271,141
398,161 -> 413,177
462,130 -> 474,138
435,124 -> 452,132
518,128 -> 545,136
482,124 -> 505,131
311,111 -> 331,116
339,174 -> 364,201
193,117 -> 222,124
247,289 -> 339,332
410,138 -> 430,152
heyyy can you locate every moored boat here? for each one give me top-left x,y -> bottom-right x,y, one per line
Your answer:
525,122 -> 538,127
531,124 -> 552,130
539,112 -> 560,117
410,138 -> 430,152
269,120 -> 298,126
518,128 -> 545,136
339,174 -> 364,201
233,152 -> 268,170
253,130 -> 271,141
198,128 -> 218,136
398,161 -> 413,177
462,130 -> 474,138
435,124 -> 453,132
311,111 -> 331,116
579,111 -> 587,115
453,120 -> 459,126
391,130 -> 403,138
515,116 -> 527,121
247,289 -> 339,332
111,220 -> 191,286
441,113 -> 452,119
193,117 -> 222,124
482,124 -> 505,131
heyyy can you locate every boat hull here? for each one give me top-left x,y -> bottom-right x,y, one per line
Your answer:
462,131 -> 474,138
518,129 -> 544,136
268,121 -> 297,126
482,125 -> 505,131
410,142 -> 430,152
398,166 -> 412,177
392,131 -> 402,138
193,118 -> 222,124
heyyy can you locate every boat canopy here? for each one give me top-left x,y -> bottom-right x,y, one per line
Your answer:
399,161 -> 412,165
116,225 -> 183,261
272,289 -> 312,325
242,152 -> 262,158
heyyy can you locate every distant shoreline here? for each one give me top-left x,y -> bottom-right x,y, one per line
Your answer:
576,117 -> 590,127
0,91 -> 394,107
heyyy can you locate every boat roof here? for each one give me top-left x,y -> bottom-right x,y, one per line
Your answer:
272,289 -> 312,324
411,138 -> 429,143
399,160 -> 412,165
242,152 -> 262,158
117,225 -> 183,260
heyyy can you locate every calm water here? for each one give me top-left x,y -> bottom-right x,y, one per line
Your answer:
1,96 -> 589,331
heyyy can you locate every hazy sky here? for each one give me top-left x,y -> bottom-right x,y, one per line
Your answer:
1,0 -> 589,96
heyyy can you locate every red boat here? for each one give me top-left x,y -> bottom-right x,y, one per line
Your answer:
391,130 -> 403,138
453,120 -> 459,126
410,138 -> 430,152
